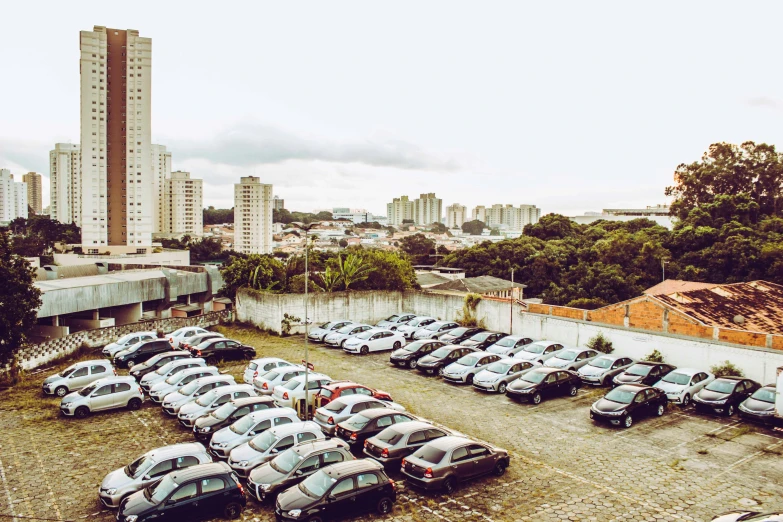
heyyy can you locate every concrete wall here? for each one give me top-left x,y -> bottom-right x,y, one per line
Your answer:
54,250 -> 191,266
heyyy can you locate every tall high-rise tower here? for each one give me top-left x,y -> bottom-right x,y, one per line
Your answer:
151,144 -> 172,233
22,172 -> 42,214
234,176 -> 273,254
49,143 -> 81,224
79,26 -> 152,248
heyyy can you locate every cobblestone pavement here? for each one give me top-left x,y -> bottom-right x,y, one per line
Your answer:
0,326 -> 781,522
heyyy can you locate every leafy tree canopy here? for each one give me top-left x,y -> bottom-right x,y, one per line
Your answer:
0,232 -> 42,365
461,219 -> 486,235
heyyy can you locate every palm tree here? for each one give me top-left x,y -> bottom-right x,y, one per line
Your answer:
312,266 -> 342,292
336,253 -> 374,290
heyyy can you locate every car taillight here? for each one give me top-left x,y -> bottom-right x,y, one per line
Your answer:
401,458 -> 407,467
113,369 -> 117,376
327,416 -> 334,425
389,478 -> 395,489
283,392 -> 289,400
262,382 -> 268,390
237,482 -> 245,495
350,432 -> 357,440
424,467 -> 433,478
382,448 -> 389,458
253,371 -> 258,379
196,350 -> 202,357
138,387 -> 143,394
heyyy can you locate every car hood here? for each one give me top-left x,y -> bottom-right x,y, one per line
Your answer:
276,485 -> 319,511
615,373 -> 644,384
514,351 -> 539,361
309,328 -> 327,336
592,398 -> 627,413
444,363 -> 471,373
101,467 -> 133,490
60,391 -> 81,405
248,461 -> 287,485
390,348 -> 412,358
211,427 -> 240,445
741,398 -> 774,412
653,381 -> 684,394
324,333 -> 344,341
150,381 -> 175,394
417,355 -> 441,366
579,365 -> 606,377
43,375 -> 62,385
179,402 -> 206,416
486,346 -> 510,355
104,342 -> 120,350
230,442 -> 261,462
439,334 -> 458,342
140,372 -> 163,384
163,391 -> 188,404
397,325 -> 415,332
544,358 -> 569,368
474,369 -> 501,382
343,338 -> 362,345
697,389 -> 730,401
114,349 -> 131,359
119,489 -> 156,516
508,379 -> 536,391
195,414 -> 222,429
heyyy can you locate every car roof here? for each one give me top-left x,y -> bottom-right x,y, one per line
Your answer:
167,357 -> 204,367
246,407 -> 297,421
714,376 -> 744,382
74,359 -> 112,366
168,462 -> 232,482
614,383 -> 649,392
594,354 -> 624,361
190,374 -> 234,385
493,358 -> 518,365
424,435 -> 474,451
353,407 -> 404,419
667,368 -> 703,376
529,367 -> 559,374
288,373 -> 330,383
379,420 -> 433,434
202,338 -> 239,346
635,361 -> 665,366
321,380 -> 361,390
292,438 -> 349,455
178,367 -> 217,377
146,442 -> 207,460
153,351 -> 191,359
318,459 -> 383,478
251,357 -> 288,364
331,395 -> 380,406
529,340 -> 558,346
268,421 -> 321,437
203,384 -> 254,395
92,375 -> 136,385
230,396 -> 275,407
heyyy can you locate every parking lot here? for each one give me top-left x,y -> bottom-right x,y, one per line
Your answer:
1,324 -> 782,522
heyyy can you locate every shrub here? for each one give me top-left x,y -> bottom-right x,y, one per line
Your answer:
281,313 -> 301,337
586,332 -> 614,354
644,349 -> 664,362
456,293 -> 486,328
710,360 -> 744,378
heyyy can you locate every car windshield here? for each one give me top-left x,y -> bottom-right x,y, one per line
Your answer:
249,430 -> 276,452
523,344 -> 546,354
262,371 -> 279,381
336,325 -> 354,334
212,403 -> 235,420
425,323 -> 442,331
556,350 -> 578,361
588,357 -> 613,369
180,380 -> 202,395
446,327 -> 469,337
230,415 -> 257,434
520,371 -> 547,384
605,388 -> 636,404
383,315 -> 399,322
124,455 -> 150,478
377,428 -> 404,444
59,365 -> 77,378
270,448 -> 302,474
407,318 -> 424,327
493,337 -> 517,348
344,414 -> 371,429
283,379 -> 301,391
196,340 -> 213,350
116,333 -> 135,344
414,446 -> 447,464
456,355 -> 479,366
661,372 -> 691,385
430,347 -> 452,359
470,332 -> 492,342
155,364 -> 173,375
324,399 -> 347,412
147,474 -> 178,504
487,361 -> 512,374
751,388 -> 775,403
705,379 -> 737,394
403,341 -> 426,352
626,364 -> 652,377
299,470 -> 335,498
79,383 -> 97,396
165,373 -> 183,385
196,392 -> 215,406
318,322 -> 331,329
355,330 -> 374,340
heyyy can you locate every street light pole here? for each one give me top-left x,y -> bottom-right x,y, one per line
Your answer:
304,229 -> 309,420
510,268 -> 514,333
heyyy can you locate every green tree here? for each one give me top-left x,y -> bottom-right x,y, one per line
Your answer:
189,237 -> 224,262
334,253 -> 375,290
313,266 -> 342,292
461,220 -> 486,235
348,249 -> 420,291
430,222 -> 447,233
203,206 -> 234,225
0,232 -> 42,365
219,254 -> 285,299
338,239 -> 348,248
398,233 -> 435,264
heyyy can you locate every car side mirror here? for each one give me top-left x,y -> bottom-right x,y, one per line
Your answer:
295,470 -> 303,476
271,449 -> 279,454
166,498 -> 177,505
143,475 -> 151,481
328,495 -> 337,502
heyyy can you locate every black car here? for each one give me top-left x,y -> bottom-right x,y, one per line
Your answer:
506,367 -> 582,404
191,338 -> 256,365
738,385 -> 779,425
612,361 -> 676,387
389,340 -> 446,369
117,462 -> 246,522
193,397 -> 278,442
274,459 -> 396,521
114,339 -> 175,369
590,384 -> 667,428
415,345 -> 478,376
129,351 -> 192,380
335,408 -> 417,448
459,331 -> 508,350
693,377 -> 761,417
437,327 -> 484,345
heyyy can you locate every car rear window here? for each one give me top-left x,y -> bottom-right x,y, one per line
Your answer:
377,428 -> 404,444
319,389 -> 334,399
414,446 -> 446,464
248,363 -> 258,371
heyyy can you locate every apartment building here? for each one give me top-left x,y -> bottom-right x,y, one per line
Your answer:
0,169 -> 28,223
151,144 -> 172,233
22,172 -> 42,214
387,195 -> 414,226
413,193 -> 442,226
50,143 -> 81,225
445,203 -> 467,229
472,204 -> 541,230
163,171 -> 203,236
234,176 -> 273,254
273,195 -> 285,211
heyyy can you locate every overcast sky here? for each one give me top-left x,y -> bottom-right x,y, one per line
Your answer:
2,1 -> 782,216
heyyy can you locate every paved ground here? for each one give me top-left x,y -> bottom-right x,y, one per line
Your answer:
1,324 -> 782,522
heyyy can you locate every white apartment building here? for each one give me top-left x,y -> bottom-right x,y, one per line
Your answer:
50,143 -> 81,224
332,208 -> 373,224
234,176 -> 273,254
151,144 -> 172,234
413,193 -> 442,226
164,171 -> 203,236
79,26 -> 153,249
0,169 -> 28,223
472,204 -> 541,230
387,195 -> 414,226
445,203 -> 467,229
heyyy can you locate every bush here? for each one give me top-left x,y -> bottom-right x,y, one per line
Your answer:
710,360 -> 744,378
644,349 -> 664,362
586,333 -> 614,354
456,293 -> 486,328
281,313 -> 301,337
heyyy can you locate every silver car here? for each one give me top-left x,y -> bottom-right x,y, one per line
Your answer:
396,316 -> 437,339
139,358 -> 206,392
412,321 -> 460,340
577,355 -> 635,386
323,324 -> 374,348
228,421 -> 326,477
472,359 -> 540,393
313,395 -> 406,436
177,384 -> 257,428
149,366 -> 219,403
653,368 -> 715,406
161,374 -> 236,416
208,407 -> 300,459
364,420 -> 450,466
42,359 -> 115,397
513,341 -> 566,364
376,313 -> 417,329
243,357 -> 294,385
98,442 -> 211,508
60,376 -> 143,418
102,331 -> 157,358
544,348 -> 600,371
441,351 -> 502,384
253,365 -> 308,395
307,320 -> 354,343
485,336 -> 536,356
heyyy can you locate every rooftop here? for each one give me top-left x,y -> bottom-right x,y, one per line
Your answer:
428,275 -> 527,294
644,279 -> 718,295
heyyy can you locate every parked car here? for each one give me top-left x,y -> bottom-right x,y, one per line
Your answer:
274,459 -> 396,520
364,420 -> 449,466
247,439 -> 353,503
590,383 -> 668,428
612,361 -> 677,387
115,461 -> 246,521
512,341 -> 566,364
693,377 -> 761,416
129,351 -> 193,381
577,355 -> 635,386
194,396 -> 278,442
60,376 -> 143,418
114,339 -> 175,369
343,329 -> 405,355
376,313 -> 417,329
413,321 -> 460,340
708,513 -> 783,522
272,373 -> 332,409
460,331 -> 507,350
167,326 -> 210,348
438,327 -> 484,345
389,339 -> 447,369
228,421 -> 326,477
416,345 -> 478,376
653,368 -> 715,406
324,324 -> 374,348
485,335 -> 535,356
149,367 -> 219,403
177,384 -> 256,428
401,436 -> 510,494
442,351 -> 502,385
179,332 -> 224,352
99,442 -> 211,508
102,331 -> 157,358
162,374 -> 237,416
472,359 -> 539,393
506,367 -> 582,404
140,358 -> 206,392
396,316 -> 437,339
42,359 -> 115,397
243,357 -> 294,385
253,365 -> 308,395
336,408 -> 416,447
208,407 -> 300,459
307,320 -> 354,342
190,338 -> 256,364
313,395 -> 405,436
543,348 -> 600,371
314,380 -> 393,408
739,385 -> 779,425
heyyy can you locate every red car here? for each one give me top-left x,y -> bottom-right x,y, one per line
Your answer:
315,380 -> 393,408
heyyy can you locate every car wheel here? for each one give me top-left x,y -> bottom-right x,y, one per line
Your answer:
54,386 -> 68,397
656,403 -> 665,416
498,383 -> 507,394
682,394 -> 690,407
393,341 -> 401,349
409,359 -> 418,369
244,352 -> 254,360
223,501 -> 242,519
126,360 -> 135,369
726,404 -> 735,417
427,369 -> 435,375
442,476 -> 457,495
127,398 -> 142,410
493,461 -> 507,476
74,406 -> 89,419
466,374 -> 474,385
623,414 -> 633,428
569,385 -> 578,397
438,367 -> 445,376
340,340 -> 346,348
377,496 -> 394,515
532,393 -> 542,405
206,356 -> 217,366
307,516 -> 324,522
360,346 -> 369,355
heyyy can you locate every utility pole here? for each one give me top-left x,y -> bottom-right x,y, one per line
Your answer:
661,258 -> 668,283
510,268 -> 515,333
304,229 -> 309,420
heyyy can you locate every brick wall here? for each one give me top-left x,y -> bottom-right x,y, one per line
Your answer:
588,302 -> 626,326
718,328 -> 768,348
626,300 -> 666,331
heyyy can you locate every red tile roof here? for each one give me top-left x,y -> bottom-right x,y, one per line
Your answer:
644,279 -> 718,296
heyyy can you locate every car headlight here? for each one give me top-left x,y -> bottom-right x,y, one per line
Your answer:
126,516 -> 138,522
713,399 -> 727,405
200,426 -> 211,433
259,483 -> 271,491
288,510 -> 302,518
215,442 -> 227,448
605,410 -> 625,416
239,460 -> 249,467
105,488 -> 118,495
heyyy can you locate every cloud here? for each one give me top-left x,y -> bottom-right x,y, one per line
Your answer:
747,96 -> 778,108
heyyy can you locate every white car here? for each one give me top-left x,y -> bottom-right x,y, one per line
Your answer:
485,335 -> 536,356
102,331 -> 157,358
577,355 -> 635,386
343,329 -> 405,355
653,368 -> 715,406
272,373 -> 332,409
59,376 -> 143,418
243,358 -> 294,385
177,384 -> 256,428
376,313 -> 417,330
228,421 -> 326,477
149,366 -> 219,403
472,359 -> 540,393
412,321 -> 460,340
140,358 -> 206,392
441,351 -> 502,384
513,341 -> 566,364
253,365 -> 308,395
313,395 -> 405,436
396,317 -> 437,339
42,359 -> 115,397
544,348 -> 600,371
208,407 -> 300,459
161,374 -> 236,415
168,327 -> 210,349
307,320 -> 354,343
323,324 -> 374,348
